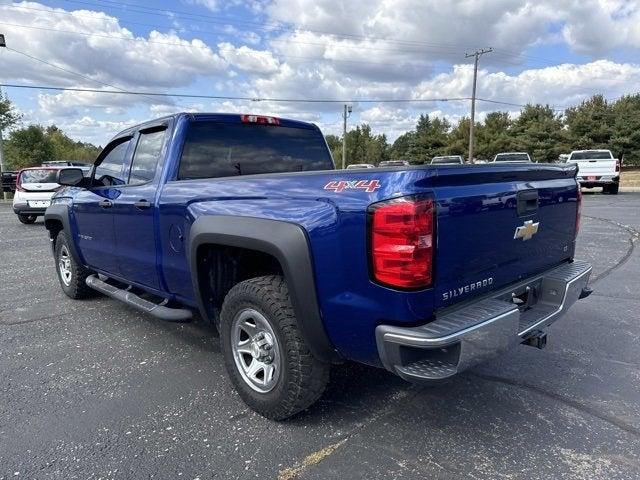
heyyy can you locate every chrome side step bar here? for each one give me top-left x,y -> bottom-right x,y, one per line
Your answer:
86,275 -> 192,322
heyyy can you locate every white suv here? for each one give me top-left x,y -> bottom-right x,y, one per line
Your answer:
12,167 -> 63,224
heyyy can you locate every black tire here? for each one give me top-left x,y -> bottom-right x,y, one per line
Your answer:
17,214 -> 37,224
54,231 -> 95,299
219,275 -> 329,420
608,183 -> 619,195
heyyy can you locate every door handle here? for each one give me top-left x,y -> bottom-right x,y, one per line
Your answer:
99,199 -> 113,209
134,199 -> 151,210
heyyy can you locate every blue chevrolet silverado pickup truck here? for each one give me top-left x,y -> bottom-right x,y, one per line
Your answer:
45,112 -> 592,419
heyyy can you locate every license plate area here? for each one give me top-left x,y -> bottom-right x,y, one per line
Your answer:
28,200 -> 50,208
587,176 -> 597,181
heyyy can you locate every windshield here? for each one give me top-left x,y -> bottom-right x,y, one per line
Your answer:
494,153 -> 529,162
431,156 -> 462,164
178,122 -> 334,179
570,151 -> 613,160
20,169 -> 58,184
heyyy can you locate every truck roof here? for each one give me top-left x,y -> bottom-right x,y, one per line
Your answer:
113,112 -> 319,139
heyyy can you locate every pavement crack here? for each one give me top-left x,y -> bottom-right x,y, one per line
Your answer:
469,372 -> 640,439
583,215 -> 639,284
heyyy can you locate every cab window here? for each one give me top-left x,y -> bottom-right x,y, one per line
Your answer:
128,128 -> 166,185
94,138 -> 131,186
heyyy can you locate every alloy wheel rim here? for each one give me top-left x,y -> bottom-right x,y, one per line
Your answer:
58,245 -> 73,286
231,308 -> 281,393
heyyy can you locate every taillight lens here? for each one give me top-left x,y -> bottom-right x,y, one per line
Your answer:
575,185 -> 582,238
615,159 -> 620,172
15,170 -> 25,192
369,196 -> 435,289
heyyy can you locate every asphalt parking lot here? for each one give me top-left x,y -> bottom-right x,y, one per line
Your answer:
1,192 -> 639,480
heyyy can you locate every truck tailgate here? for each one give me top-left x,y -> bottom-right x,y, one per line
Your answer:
569,159 -> 617,177
432,165 -> 579,309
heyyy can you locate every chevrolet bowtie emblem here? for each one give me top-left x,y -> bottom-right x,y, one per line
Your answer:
514,220 -> 539,241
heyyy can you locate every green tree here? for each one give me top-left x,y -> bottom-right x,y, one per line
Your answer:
4,125 -> 55,169
389,114 -> 450,163
340,124 -> 388,167
445,117 -> 471,158
389,130 -> 416,161
511,104 -> 568,162
609,94 -> 640,165
475,112 -> 513,160
565,95 -> 614,149
46,125 -> 101,162
0,90 -> 22,131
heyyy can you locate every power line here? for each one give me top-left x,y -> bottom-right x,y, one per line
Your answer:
0,83 -> 470,104
3,45 -> 169,105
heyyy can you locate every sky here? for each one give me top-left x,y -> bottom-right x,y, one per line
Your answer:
0,0 -> 639,146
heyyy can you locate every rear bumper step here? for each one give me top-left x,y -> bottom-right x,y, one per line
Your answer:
85,275 -> 192,322
375,260 -> 592,382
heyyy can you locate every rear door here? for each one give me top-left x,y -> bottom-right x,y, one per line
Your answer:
433,165 -> 579,308
72,137 -> 133,274
111,125 -> 167,290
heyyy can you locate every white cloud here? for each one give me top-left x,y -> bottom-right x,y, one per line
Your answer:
0,2 -> 227,92
218,42 -> 281,74
413,60 -> 640,110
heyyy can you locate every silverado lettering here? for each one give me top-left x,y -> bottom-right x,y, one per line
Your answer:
443,277 -> 494,301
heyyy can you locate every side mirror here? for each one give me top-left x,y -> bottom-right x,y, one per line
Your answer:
57,168 -> 84,187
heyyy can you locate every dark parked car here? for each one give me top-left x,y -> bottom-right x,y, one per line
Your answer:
1,171 -> 18,193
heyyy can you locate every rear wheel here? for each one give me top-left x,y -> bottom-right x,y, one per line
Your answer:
17,214 -> 37,224
606,183 -> 619,195
219,275 -> 330,420
54,232 -> 95,299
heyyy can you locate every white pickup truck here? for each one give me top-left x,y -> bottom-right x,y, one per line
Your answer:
567,149 -> 620,194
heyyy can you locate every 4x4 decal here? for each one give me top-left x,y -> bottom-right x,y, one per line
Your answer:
323,180 -> 381,193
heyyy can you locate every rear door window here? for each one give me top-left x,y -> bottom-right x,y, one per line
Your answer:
128,128 -> 166,185
178,122 -> 334,180
94,139 -> 131,186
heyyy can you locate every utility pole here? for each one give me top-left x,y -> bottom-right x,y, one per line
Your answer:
341,104 -> 352,169
465,47 -> 492,164
0,34 -> 7,200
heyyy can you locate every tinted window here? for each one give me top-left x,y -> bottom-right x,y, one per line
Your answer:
570,151 -> 613,160
178,122 -> 333,180
94,140 -> 130,186
494,153 -> 529,162
431,156 -> 463,164
20,169 -> 57,183
128,129 -> 166,185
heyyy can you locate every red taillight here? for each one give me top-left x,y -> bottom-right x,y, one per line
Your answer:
369,196 -> 435,289
240,114 -> 280,126
615,159 -> 621,172
575,185 -> 582,238
15,170 -> 25,192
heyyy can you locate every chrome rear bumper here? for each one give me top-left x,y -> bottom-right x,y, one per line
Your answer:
375,260 -> 592,382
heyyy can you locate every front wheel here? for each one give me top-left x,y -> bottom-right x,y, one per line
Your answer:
219,275 -> 330,420
17,214 -> 37,224
54,232 -> 95,299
